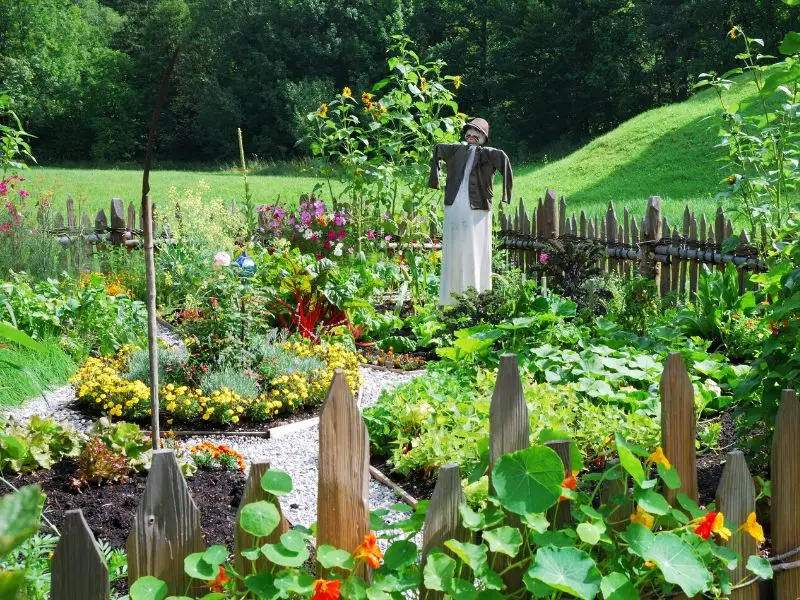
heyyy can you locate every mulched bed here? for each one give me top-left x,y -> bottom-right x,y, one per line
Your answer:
370,454 -> 436,501
5,460 -> 246,549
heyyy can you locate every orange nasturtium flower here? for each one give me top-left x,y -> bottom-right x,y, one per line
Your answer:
648,447 -> 671,470
559,471 -> 578,502
317,103 -> 329,118
630,505 -> 655,529
740,512 -> 765,543
312,578 -> 342,600
353,531 -> 383,569
208,565 -> 230,592
342,86 -> 352,99
694,511 -> 731,541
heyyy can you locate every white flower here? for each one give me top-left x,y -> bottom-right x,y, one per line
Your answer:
303,228 -> 313,240
333,243 -> 343,257
214,251 -> 231,266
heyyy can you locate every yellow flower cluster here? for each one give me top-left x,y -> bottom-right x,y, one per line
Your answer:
70,342 -> 364,426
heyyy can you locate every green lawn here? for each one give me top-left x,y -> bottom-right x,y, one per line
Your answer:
24,77 -> 762,225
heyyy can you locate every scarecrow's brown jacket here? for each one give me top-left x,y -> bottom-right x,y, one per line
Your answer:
428,143 -> 513,210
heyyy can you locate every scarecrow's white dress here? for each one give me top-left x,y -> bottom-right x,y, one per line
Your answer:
439,145 -> 492,306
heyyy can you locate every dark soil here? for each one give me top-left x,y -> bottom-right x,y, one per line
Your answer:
5,460 -> 246,549
370,454 -> 436,501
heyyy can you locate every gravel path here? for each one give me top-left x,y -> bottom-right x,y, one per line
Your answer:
4,363 -> 423,528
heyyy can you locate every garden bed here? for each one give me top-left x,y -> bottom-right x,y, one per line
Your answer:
7,460 -> 246,549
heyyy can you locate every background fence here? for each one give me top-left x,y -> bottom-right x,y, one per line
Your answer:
50,360 -> 799,599
500,190 -> 766,297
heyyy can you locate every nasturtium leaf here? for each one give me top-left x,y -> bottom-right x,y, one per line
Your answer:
423,552 -> 456,592
576,521 -> 605,546
491,446 -> 564,515
129,576 -> 168,600
0,571 -> 25,600
531,530 -> 574,548
183,553 -> 217,580
645,533 -> 711,597
676,493 -> 704,519
524,569 -> 558,598
444,540 -> 488,572
383,540 -> 418,570
710,543 -> 739,570
0,484 -> 42,557
746,555 -> 773,580
620,524 -> 655,559
483,526 -> 523,556
244,572 -> 278,596
280,530 -> 306,553
239,501 -> 281,537
459,503 -> 484,530
261,469 -> 293,496
657,463 -> 681,489
528,546 -> 602,600
202,545 -> 228,567
633,489 -> 671,516
615,435 -> 645,484
476,592 -> 506,599
342,577 -> 368,599
601,572 -> 639,600
261,541 -> 309,567
315,545 -> 355,570
521,512 -> 550,533
241,547 -> 260,561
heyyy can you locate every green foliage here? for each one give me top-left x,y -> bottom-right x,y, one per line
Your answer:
535,239 -> 607,309
125,345 -> 189,386
0,272 -> 146,356
698,26 -> 800,231
605,276 -> 663,336
0,484 -> 43,598
0,95 -> 34,175
200,368 -> 259,399
0,415 -> 81,474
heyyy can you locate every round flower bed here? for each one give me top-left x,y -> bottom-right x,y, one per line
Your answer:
70,341 -> 364,426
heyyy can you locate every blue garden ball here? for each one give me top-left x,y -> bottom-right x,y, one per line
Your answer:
235,252 -> 257,277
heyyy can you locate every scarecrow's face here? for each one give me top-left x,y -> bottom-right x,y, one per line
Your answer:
464,126 -> 486,145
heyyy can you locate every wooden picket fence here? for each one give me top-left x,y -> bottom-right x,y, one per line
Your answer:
50,361 -> 799,599
500,190 -> 767,297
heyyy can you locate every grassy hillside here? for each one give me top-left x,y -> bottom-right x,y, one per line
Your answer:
512,77 -> 759,222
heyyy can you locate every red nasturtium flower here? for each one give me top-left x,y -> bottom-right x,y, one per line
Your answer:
353,531 -> 383,568
208,565 -> 229,592
311,578 -> 341,600
694,511 -> 731,541
559,471 -> 578,502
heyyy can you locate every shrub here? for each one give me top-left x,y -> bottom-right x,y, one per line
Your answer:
124,345 -> 189,386
200,368 -> 259,399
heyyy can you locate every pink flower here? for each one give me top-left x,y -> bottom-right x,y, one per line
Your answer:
0,223 -> 11,234
5,202 -> 14,213
324,241 -> 332,249
367,229 -> 376,241
539,252 -> 549,264
328,230 -> 337,241
384,234 -> 392,242
18,190 -> 28,199
214,252 -> 231,266
347,247 -> 354,254
333,212 -> 345,226
338,230 -> 346,239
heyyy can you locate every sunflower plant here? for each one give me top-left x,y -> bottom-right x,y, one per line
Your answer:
128,440 -> 770,600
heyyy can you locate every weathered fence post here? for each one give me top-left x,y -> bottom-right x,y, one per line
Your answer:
51,509 -> 109,600
772,389 -> 800,600
317,370 -> 370,577
489,353 -> 529,592
715,451 -> 758,600
234,462 -> 289,583
599,459 -> 632,531
638,195 -> 662,287
127,449 -> 204,595
109,198 -> 126,246
541,189 -> 559,240
660,353 -> 697,503
420,464 -> 470,600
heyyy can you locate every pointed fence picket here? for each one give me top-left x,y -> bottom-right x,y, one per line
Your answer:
50,357 -> 798,599
499,190 -> 766,299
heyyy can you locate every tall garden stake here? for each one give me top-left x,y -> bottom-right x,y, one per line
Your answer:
142,47 -> 180,450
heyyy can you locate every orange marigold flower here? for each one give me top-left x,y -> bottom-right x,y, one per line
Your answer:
353,531 -> 383,569
208,565 -> 229,592
740,512 -> 765,543
648,447 -> 671,470
312,578 -> 341,600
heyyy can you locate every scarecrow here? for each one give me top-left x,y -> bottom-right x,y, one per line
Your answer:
428,117 -> 513,305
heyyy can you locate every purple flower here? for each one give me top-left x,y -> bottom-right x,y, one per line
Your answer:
539,252 -> 549,264
314,200 -> 325,217
333,212 -> 345,226
301,211 -> 312,225
367,229 -> 376,241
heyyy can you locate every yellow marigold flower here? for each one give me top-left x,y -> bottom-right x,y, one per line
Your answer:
644,561 -> 655,568
317,103 -> 328,118
740,512 -> 765,543
453,75 -> 462,90
342,86 -> 352,98
361,91 -> 373,104
648,447 -> 671,470
712,512 -> 732,541
232,416 -> 239,424
630,505 -> 655,529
